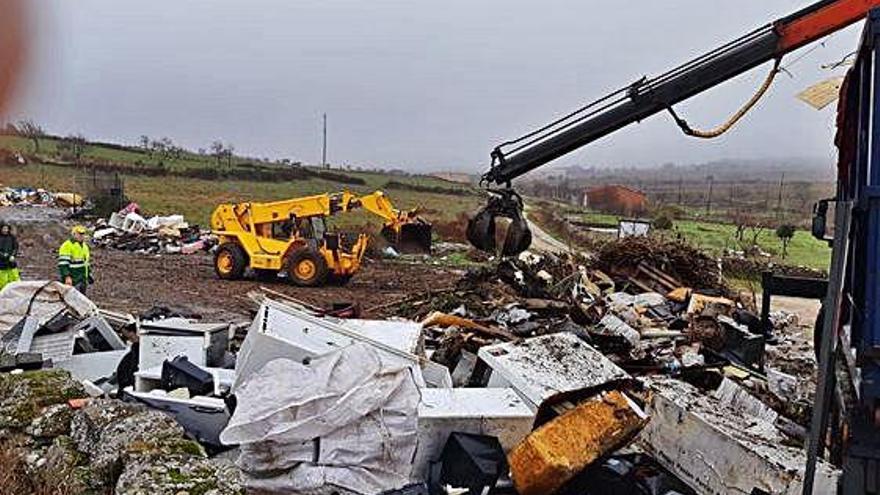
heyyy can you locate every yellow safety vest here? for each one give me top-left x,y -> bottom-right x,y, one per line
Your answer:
58,239 -> 90,285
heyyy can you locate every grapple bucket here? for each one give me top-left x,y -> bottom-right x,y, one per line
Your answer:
382,220 -> 433,254
467,189 -> 532,256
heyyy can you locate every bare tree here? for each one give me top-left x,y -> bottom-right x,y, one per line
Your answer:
744,221 -> 769,255
138,135 -> 150,155
58,134 -> 88,164
210,140 -> 225,167
730,209 -> 752,242
150,139 -> 166,158
17,119 -> 44,152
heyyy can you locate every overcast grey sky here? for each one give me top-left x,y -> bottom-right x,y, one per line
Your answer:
8,1 -> 862,172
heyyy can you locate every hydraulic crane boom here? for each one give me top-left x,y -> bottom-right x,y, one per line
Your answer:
483,0 -> 880,187
469,0 -> 880,256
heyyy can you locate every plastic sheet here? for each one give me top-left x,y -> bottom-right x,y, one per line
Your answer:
221,343 -> 420,494
0,280 -> 97,336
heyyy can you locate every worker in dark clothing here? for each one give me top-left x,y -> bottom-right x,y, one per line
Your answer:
115,323 -> 139,396
58,225 -> 93,295
0,223 -> 20,290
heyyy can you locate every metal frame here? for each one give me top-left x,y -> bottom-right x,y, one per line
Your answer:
760,271 -> 828,335
806,10 -> 880,493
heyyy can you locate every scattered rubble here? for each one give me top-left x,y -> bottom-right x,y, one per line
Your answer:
0,232 -> 831,494
0,186 -> 83,208
92,204 -> 215,255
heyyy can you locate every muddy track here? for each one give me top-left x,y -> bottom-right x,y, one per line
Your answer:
4,207 -> 462,322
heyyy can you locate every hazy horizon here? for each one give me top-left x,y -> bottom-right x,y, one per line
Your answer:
6,1 -> 861,173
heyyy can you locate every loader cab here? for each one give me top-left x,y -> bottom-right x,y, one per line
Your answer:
285,215 -> 327,242
267,215 -> 329,242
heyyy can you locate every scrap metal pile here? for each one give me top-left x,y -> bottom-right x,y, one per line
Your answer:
0,234 -> 832,494
91,203 -> 215,255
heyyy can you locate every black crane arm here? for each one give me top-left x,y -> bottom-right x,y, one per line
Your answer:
482,0 -> 880,186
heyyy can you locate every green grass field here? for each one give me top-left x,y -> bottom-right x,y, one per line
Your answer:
1,162 -> 481,233
0,134 -> 480,238
0,135 -> 247,171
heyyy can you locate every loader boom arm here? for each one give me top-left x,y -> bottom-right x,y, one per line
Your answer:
482,0 -> 880,186
352,191 -> 407,224
211,191 -> 411,231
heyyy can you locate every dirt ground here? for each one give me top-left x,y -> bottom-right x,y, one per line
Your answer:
4,206 -> 463,322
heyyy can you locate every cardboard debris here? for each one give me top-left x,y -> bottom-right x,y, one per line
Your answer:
797,76 -> 845,110
687,293 -> 734,316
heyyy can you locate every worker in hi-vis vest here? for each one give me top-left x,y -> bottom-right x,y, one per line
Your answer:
58,225 -> 93,295
0,223 -> 20,290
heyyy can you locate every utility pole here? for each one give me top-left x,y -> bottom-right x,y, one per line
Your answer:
706,175 -> 714,215
677,176 -> 683,205
322,113 -> 328,169
776,172 -> 785,219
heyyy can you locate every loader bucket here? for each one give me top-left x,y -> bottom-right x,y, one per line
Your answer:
382,221 -> 433,254
467,189 -> 532,256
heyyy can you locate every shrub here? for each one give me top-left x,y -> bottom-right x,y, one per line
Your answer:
654,214 -> 674,230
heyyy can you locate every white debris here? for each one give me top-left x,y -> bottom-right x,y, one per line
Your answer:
221,343 -> 420,494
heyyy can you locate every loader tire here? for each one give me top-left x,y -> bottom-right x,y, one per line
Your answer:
215,243 -> 247,280
287,247 -> 329,287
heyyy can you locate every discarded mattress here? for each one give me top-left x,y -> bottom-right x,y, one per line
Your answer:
221,343 -> 420,495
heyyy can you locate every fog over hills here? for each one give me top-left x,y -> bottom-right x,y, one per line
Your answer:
544,156 -> 835,183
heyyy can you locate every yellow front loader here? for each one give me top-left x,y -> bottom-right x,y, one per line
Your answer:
210,190 -> 431,286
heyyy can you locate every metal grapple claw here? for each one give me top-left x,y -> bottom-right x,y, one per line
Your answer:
467,188 -> 533,256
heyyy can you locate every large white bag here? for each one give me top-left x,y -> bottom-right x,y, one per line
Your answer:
221,343 -> 420,494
